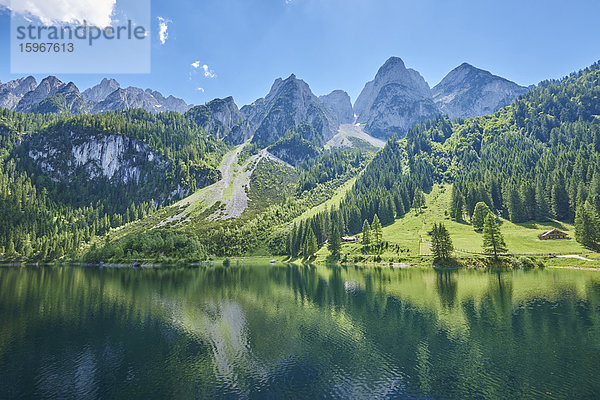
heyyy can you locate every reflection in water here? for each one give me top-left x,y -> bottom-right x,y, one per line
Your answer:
0,265 -> 599,399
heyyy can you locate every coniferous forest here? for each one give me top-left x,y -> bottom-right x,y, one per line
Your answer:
2,61 -> 600,262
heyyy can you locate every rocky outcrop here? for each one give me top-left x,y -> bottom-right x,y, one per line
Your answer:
432,63 -> 528,118
91,87 -> 160,114
82,78 -> 120,103
319,90 -> 354,124
354,57 -> 439,139
16,76 -> 66,113
185,97 -> 250,143
247,74 -> 337,146
30,82 -> 88,114
90,86 -> 191,114
0,76 -> 37,110
27,132 -> 168,185
1,75 -> 190,115
147,90 -> 191,114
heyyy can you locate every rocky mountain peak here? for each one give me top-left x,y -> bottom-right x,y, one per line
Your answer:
248,74 -> 337,146
353,57 -> 438,138
82,78 -> 121,103
433,63 -> 528,119
15,76 -> 65,113
319,90 -> 354,124
185,96 -> 248,142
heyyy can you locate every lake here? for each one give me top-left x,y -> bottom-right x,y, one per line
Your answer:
0,264 -> 599,399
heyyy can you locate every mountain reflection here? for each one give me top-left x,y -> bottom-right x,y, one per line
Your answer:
0,265 -> 599,399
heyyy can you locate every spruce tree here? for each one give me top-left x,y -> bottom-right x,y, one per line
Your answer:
362,220 -> 371,245
304,227 -> 318,258
431,223 -> 453,260
328,224 -> 341,257
372,214 -> 383,244
412,188 -> 426,213
507,186 -> 526,223
472,202 -> 491,230
450,185 -> 464,222
394,194 -> 406,218
482,213 -> 508,259
575,201 -> 600,250
535,180 -> 551,221
520,181 -> 537,221
552,173 -> 571,221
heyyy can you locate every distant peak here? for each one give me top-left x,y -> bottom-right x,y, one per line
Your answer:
381,56 -> 406,70
287,73 -> 297,80
41,76 -> 61,84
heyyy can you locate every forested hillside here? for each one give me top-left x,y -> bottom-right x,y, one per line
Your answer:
287,61 -> 600,257
3,61 -> 600,262
0,108 -> 227,260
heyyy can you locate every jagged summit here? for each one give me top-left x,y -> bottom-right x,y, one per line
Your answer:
352,57 -> 529,138
353,56 -> 438,139
246,74 -> 337,146
433,63 -> 528,118
319,90 -> 354,125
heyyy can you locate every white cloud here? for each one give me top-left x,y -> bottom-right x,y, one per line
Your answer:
157,17 -> 171,45
191,61 -> 216,79
0,0 -> 116,26
197,87 -> 205,92
202,64 -> 216,78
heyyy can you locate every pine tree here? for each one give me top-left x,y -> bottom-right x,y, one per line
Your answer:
535,180 -> 551,221
431,223 -> 453,261
482,213 -> 508,259
472,202 -> 491,230
328,224 -> 341,257
575,201 -> 600,250
372,214 -> 383,244
394,193 -> 406,218
450,185 -> 464,222
552,173 -> 571,221
6,239 -> 15,256
304,227 -> 318,258
506,186 -> 526,223
520,181 -> 537,221
362,220 -> 371,245
412,188 -> 426,213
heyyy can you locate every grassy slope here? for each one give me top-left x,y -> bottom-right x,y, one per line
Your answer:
311,184 -> 600,268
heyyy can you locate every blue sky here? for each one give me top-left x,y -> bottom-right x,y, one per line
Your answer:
1,0 -> 599,107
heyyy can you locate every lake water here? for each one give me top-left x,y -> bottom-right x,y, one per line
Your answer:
0,264 -> 599,399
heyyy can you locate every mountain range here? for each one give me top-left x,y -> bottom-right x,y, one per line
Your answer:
0,57 -> 527,142
0,76 -> 192,115
2,56 -> 598,264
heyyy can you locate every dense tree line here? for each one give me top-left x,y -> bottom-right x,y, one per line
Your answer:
0,158 -> 157,261
296,149 -> 370,194
285,61 -> 600,255
0,107 -> 230,261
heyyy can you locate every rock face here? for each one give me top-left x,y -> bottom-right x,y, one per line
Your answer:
433,63 -> 528,118
0,76 -> 37,110
354,57 -> 439,139
31,82 -> 88,114
82,78 -> 120,103
90,86 -> 191,114
16,76 -> 69,113
0,76 -> 191,115
319,90 -> 354,124
147,90 -> 191,114
246,74 -> 337,146
27,132 -> 168,185
185,97 -> 249,142
91,87 -> 160,114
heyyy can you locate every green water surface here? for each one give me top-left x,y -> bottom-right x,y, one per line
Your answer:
0,264 -> 599,399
